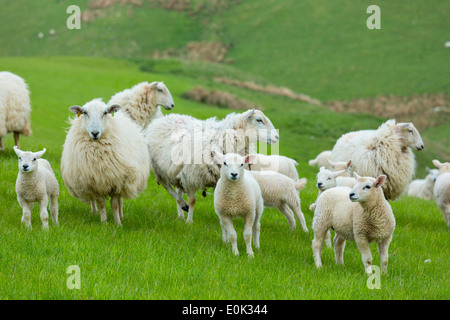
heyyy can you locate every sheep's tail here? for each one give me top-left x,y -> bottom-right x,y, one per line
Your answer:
21,118 -> 32,136
295,177 -> 307,191
308,158 -> 318,166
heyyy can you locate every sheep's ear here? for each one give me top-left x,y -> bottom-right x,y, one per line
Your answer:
432,159 -> 442,169
69,105 -> 84,117
13,146 -> 22,157
211,151 -> 223,164
327,159 -> 335,168
34,148 -> 46,159
333,169 -> 345,178
245,109 -> 255,121
353,172 -> 361,180
244,154 -> 256,164
374,175 -> 387,188
106,104 -> 121,114
346,160 -> 352,168
149,82 -> 159,90
319,166 -> 325,172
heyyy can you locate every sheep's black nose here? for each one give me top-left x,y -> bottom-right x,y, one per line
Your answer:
91,131 -> 99,139
22,164 -> 28,169
349,193 -> 355,199
231,173 -> 238,179
317,182 -> 323,188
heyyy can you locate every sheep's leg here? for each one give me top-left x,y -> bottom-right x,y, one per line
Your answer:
325,230 -> 332,248
278,204 -> 296,231
253,202 -> 263,251
160,182 -> 189,213
219,219 -> 229,243
18,198 -> 33,229
290,201 -> 308,233
90,201 -> 97,215
0,137 -> 4,151
333,234 -> 346,265
175,189 -> 185,219
38,197 -> 49,229
243,214 -> 255,257
378,236 -> 391,274
13,132 -> 20,148
220,215 -> 238,256
97,198 -> 107,224
119,197 -> 123,220
110,195 -> 122,227
185,192 -> 197,224
50,193 -> 59,225
356,238 -> 372,275
312,226 -> 329,268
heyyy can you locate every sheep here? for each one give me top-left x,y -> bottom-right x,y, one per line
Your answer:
108,81 -> 174,129
246,153 -> 300,180
309,166 -> 349,211
407,168 -> 439,200
331,119 -> 424,200
213,152 -> 264,257
308,150 -> 332,169
0,71 -> 32,151
146,109 -> 279,224
312,173 -> 395,275
248,170 -> 308,232
432,160 -> 450,228
60,98 -> 150,226
14,147 -> 59,229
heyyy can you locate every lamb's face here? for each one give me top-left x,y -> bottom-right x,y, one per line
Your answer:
69,100 -> 121,141
349,173 -> 386,202
245,109 -> 279,146
214,152 -> 254,182
151,82 -> 174,111
316,166 -> 345,191
13,146 -> 46,173
396,122 -> 424,151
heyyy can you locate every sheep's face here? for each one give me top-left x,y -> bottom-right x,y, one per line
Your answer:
14,146 -> 46,173
395,122 -> 424,151
214,152 -> 254,182
349,173 -> 386,202
426,168 -> 439,183
150,82 -> 174,111
69,100 -> 121,141
432,159 -> 450,175
316,167 -> 345,191
244,109 -> 279,145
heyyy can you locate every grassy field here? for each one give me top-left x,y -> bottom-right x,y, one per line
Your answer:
0,56 -> 448,299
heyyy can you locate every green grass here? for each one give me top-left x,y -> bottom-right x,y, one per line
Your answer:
0,56 -> 448,299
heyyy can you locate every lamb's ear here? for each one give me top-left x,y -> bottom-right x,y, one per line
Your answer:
149,82 -> 159,90
374,175 -> 387,188
432,159 -> 442,169
69,105 -> 84,117
244,154 -> 256,164
34,148 -> 46,159
333,169 -> 346,178
106,104 -> 121,114
13,146 -> 22,157
245,109 -> 255,121
319,166 -> 325,172
346,160 -> 352,168
353,172 -> 361,180
327,159 -> 336,168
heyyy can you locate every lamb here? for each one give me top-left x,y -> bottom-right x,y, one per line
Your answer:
146,109 -> 279,224
213,152 -> 264,257
432,160 -> 450,228
246,153 -> 299,180
248,170 -> 308,232
312,173 -> 396,275
0,72 -> 32,151
308,150 -> 332,169
108,81 -> 174,129
14,147 -> 59,229
331,119 -> 424,200
61,98 -> 150,226
407,168 -> 439,200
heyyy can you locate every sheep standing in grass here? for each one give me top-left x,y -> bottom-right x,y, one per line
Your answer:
61,99 -> 150,226
309,167 -> 348,211
309,150 -> 332,169
0,72 -> 32,151
331,119 -> 424,200
407,168 -> 439,200
146,109 -> 278,224
213,152 -> 264,257
108,81 -> 174,129
249,170 -> 308,232
432,160 -> 450,228
312,173 -> 395,275
14,147 -> 59,229
247,153 -> 299,180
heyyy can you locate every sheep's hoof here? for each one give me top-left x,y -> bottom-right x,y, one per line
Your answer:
182,204 -> 189,212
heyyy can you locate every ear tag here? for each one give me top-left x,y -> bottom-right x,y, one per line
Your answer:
77,111 -> 81,117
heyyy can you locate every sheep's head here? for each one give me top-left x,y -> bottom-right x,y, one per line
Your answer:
69,99 -> 121,141
244,109 -> 279,146
316,166 -> 345,191
395,122 -> 424,151
432,159 -> 450,175
327,159 -> 351,173
349,172 -> 386,202
14,146 -> 46,173
425,167 -> 439,182
149,81 -> 174,111
213,152 -> 255,182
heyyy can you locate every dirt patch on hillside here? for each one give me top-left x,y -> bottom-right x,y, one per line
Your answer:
153,42 -> 231,64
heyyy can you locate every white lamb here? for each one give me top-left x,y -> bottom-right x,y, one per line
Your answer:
146,109 -> 279,224
108,81 -> 174,129
246,153 -> 299,180
14,147 -> 59,229
312,173 -> 396,275
0,71 -> 32,151
213,152 -> 264,257
331,119 -> 424,200
432,160 -> 450,228
308,150 -> 332,169
407,168 -> 439,200
249,170 -> 308,232
61,99 -> 150,226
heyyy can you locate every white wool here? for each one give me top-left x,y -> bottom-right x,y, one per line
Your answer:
407,168 -> 438,200
247,153 -> 299,180
432,160 -> 450,228
308,150 -> 332,169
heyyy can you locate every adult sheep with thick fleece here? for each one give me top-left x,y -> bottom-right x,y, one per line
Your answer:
146,109 -> 279,224
213,152 -> 264,257
432,160 -> 450,228
407,168 -> 439,200
61,99 -> 150,226
108,81 -> 174,129
0,71 -> 32,151
247,153 -> 299,180
312,173 -> 395,275
331,119 -> 424,200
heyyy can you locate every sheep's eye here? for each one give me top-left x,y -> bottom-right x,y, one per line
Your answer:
103,112 -> 108,116
327,178 -> 331,180
408,130 -> 413,134
18,157 -> 21,161
240,163 -> 244,167
256,118 -> 263,123
33,158 -> 36,161
363,185 -> 371,190
157,88 -> 163,92
223,161 -> 227,166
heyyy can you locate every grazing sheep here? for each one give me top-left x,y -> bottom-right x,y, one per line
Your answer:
309,150 -> 332,169
146,109 -> 279,224
249,170 -> 308,232
14,147 -> 59,229
407,168 -> 439,200
312,173 -> 395,275
247,153 -> 299,180
0,72 -> 32,151
61,99 -> 150,226
213,152 -> 264,257
331,119 -> 424,200
108,81 -> 174,129
432,160 -> 450,228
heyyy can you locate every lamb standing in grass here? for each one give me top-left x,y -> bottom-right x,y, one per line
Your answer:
407,168 -> 439,200
0,72 -> 32,151
247,153 -> 299,180
108,81 -> 174,129
61,99 -> 150,226
312,173 -> 395,275
432,160 -> 450,228
14,147 -> 59,229
213,152 -> 264,257
309,150 -> 332,169
331,119 -> 424,200
249,170 -> 308,232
